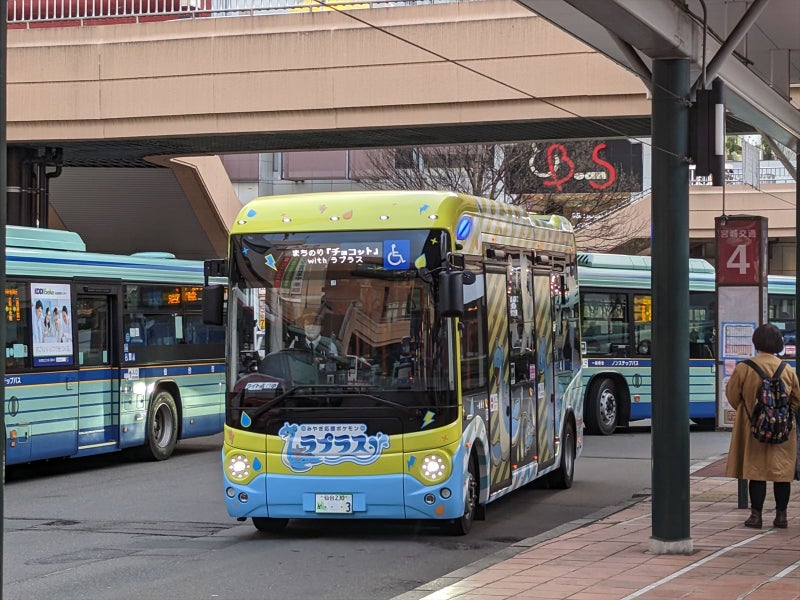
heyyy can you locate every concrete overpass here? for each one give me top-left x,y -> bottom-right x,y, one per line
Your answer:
6,0 -> 797,259
9,0 -> 662,164
0,0 -> 707,257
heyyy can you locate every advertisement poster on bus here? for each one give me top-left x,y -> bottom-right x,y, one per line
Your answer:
30,283 -> 73,367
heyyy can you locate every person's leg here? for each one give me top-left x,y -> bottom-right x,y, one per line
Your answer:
773,481 -> 790,528
746,480 -> 766,528
749,480 -> 767,509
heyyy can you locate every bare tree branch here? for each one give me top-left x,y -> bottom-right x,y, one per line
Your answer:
356,142 -> 646,253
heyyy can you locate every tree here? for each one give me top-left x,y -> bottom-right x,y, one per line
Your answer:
355,144 -> 509,200
356,141 -> 649,253
725,136 -> 743,161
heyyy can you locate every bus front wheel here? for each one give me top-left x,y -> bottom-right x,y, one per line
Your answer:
139,390 -> 179,461
445,452 -> 479,535
586,378 -> 619,436
253,517 -> 289,533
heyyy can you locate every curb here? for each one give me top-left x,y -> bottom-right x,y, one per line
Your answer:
390,491 -> 649,600
391,455 -> 729,600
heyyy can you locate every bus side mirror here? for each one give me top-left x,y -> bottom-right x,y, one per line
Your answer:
203,285 -> 225,326
438,271 -> 464,318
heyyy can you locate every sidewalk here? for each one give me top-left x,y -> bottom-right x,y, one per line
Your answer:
395,456 -> 800,600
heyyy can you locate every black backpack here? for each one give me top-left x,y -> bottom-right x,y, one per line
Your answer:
742,359 -> 794,444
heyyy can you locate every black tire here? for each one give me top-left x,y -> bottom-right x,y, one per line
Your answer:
444,452 -> 479,535
139,389 -> 179,461
692,418 -> 716,431
549,420 -> 576,489
253,517 -> 289,533
585,378 -> 619,436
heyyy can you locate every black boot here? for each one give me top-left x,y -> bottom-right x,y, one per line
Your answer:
773,510 -> 788,528
744,508 -> 762,529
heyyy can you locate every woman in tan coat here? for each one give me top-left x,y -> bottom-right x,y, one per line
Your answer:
726,323 -> 800,529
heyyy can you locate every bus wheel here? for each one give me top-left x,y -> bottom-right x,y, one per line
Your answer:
253,517 -> 289,533
692,418 -> 716,431
445,453 -> 479,536
139,390 -> 179,461
549,420 -> 576,489
586,378 -> 618,436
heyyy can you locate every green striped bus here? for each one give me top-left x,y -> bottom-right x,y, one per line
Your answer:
4,226 -> 226,464
578,252 -> 796,435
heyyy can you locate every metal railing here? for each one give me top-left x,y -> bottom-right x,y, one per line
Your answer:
691,165 -> 796,186
8,0 -> 469,26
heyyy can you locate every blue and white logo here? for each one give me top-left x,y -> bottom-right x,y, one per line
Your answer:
383,240 -> 410,270
278,422 -> 390,473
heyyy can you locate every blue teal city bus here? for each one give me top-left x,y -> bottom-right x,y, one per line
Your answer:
205,190 -> 583,535
4,225 -> 226,464
578,252 -> 796,435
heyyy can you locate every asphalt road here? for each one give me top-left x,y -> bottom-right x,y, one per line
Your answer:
2,424 -> 732,600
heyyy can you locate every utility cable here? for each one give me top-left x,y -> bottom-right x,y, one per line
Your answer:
307,0 -> 689,162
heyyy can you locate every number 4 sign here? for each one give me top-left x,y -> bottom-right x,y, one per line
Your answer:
715,216 -> 767,286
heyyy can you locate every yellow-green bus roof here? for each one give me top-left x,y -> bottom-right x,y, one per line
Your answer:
231,191 -> 574,245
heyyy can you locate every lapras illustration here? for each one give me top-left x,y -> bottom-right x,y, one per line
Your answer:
279,422 -> 390,473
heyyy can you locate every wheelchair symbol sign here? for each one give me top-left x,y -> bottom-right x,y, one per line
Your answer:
383,240 -> 410,270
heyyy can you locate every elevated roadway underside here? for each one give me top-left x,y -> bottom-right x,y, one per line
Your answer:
7,0 -> 755,168
6,0 -> 796,260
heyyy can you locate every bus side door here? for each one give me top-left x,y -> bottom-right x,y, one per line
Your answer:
75,289 -> 121,455
485,262 -> 512,493
532,269 -> 557,469
508,253 -> 537,470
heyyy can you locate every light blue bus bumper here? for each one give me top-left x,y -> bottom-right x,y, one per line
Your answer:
223,469 -> 467,521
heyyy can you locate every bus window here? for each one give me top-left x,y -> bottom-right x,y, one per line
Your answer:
689,291 -> 716,359
581,292 -> 629,356
123,284 -> 225,359
769,294 -> 796,358
633,294 -> 651,355
4,282 -> 31,371
461,267 -> 487,393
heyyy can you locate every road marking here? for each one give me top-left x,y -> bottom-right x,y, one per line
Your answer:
736,557 -> 800,599
620,530 -> 774,600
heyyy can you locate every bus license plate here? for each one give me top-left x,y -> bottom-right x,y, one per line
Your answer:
315,493 -> 353,514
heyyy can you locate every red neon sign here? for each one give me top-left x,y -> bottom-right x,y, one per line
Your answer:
531,142 -> 622,192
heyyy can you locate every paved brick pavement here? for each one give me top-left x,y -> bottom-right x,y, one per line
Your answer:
395,456 -> 800,600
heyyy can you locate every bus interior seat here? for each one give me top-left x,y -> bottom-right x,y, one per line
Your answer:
690,342 -> 715,359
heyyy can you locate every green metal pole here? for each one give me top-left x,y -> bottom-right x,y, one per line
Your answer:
651,58 -> 691,550
1,0 -> 7,593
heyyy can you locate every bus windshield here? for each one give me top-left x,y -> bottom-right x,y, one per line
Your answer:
228,229 -> 456,427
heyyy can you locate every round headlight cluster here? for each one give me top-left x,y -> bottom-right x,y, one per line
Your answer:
227,454 -> 251,480
421,454 -> 447,481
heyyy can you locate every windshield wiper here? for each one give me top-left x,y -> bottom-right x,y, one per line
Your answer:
241,384 -> 414,420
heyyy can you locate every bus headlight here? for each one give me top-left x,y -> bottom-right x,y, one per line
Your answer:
223,449 -> 263,485
227,454 -> 252,481
419,453 -> 449,482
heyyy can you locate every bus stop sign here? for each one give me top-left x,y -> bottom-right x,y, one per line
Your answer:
715,217 -> 767,286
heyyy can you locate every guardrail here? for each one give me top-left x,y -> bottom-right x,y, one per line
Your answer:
8,0 -> 468,27
691,166 -> 796,186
